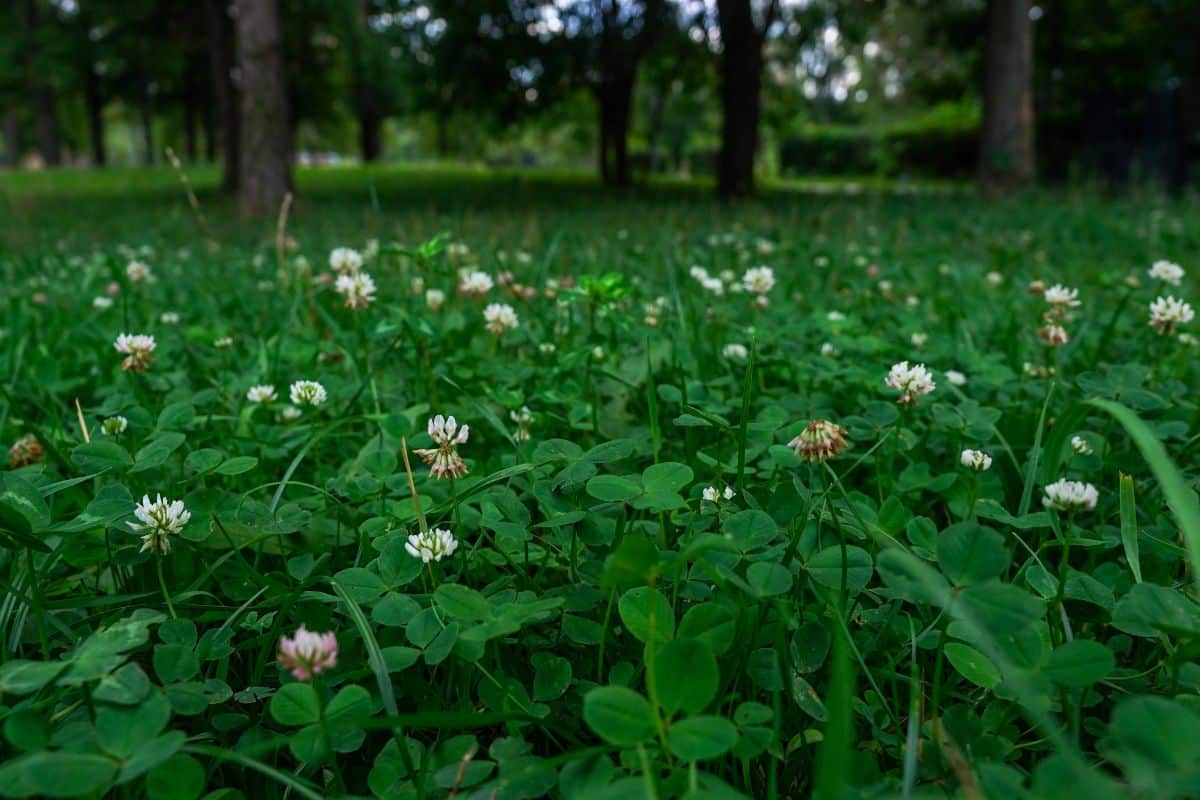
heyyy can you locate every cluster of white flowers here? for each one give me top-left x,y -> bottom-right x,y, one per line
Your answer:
702,485 -> 735,503
986,271 -> 1004,287
426,288 -> 446,310
1043,479 -> 1098,512
214,336 -> 233,349
944,370 -> 967,386
689,266 -> 726,296
125,260 -> 152,283
335,271 -> 377,310
483,303 -> 519,334
1148,295 -> 1194,335
458,269 -> 494,297
722,343 -> 749,362
1043,284 -> 1080,308
114,333 -> 156,372
1070,435 -> 1093,455
820,342 -> 839,358
510,406 -> 534,442
92,296 -> 113,310
129,494 -> 191,554
406,527 -> 458,562
278,625 -> 339,681
741,266 -> 776,295
289,380 -> 327,407
246,385 -> 278,404
329,247 -> 364,274
101,416 -> 128,437
1148,260 -> 1184,286
960,449 -> 992,471
415,414 -> 470,479
161,311 -> 181,325
884,361 -> 936,404
910,332 -> 928,348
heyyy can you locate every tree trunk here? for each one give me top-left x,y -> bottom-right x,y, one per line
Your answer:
716,0 -> 764,198
84,67 -> 106,166
30,86 -> 62,166
597,70 -> 635,187
140,87 -> 155,165
646,87 -> 666,173
205,0 -> 240,191
2,112 -> 18,167
359,110 -> 382,162
203,103 -> 217,161
235,0 -> 293,216
979,0 -> 1035,195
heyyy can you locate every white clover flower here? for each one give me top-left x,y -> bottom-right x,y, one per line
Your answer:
160,311 -> 180,325
1149,295 -> 1194,335
592,346 -> 605,360
1044,284 -> 1080,307
1070,435 -> 1093,455
820,342 -> 839,358
878,279 -> 894,295
1179,332 -> 1199,347
539,342 -> 556,354
1148,260 -> 1184,286
960,449 -> 992,471
114,333 -> 156,372
278,625 -> 338,681
986,271 -> 1004,287
1043,479 -> 1098,512
483,303 -> 519,335
447,242 -> 470,259
246,385 -> 278,404
289,380 -> 327,407
214,336 -> 234,348
815,255 -> 830,268
827,310 -> 846,322
702,485 -> 735,503
125,260 -> 152,282
904,295 -> 920,309
885,361 -> 936,405
689,265 -> 709,281
910,332 -> 928,348
415,414 -> 469,479
426,288 -> 446,310
722,343 -> 749,362
755,238 -> 775,255
128,494 -> 191,554
405,527 -> 458,562
329,247 -> 363,274
719,269 -> 737,283
281,406 -> 303,422
945,370 -> 967,386
335,270 -> 376,310
458,269 -> 494,297
364,239 -> 380,261
741,266 -> 776,295
101,416 -> 128,437
1037,323 -> 1069,346
92,296 -> 113,310
510,406 -> 534,442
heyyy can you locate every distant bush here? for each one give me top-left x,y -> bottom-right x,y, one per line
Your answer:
780,103 -> 980,179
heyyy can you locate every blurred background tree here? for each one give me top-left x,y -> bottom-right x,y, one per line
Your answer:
0,0 -> 1197,211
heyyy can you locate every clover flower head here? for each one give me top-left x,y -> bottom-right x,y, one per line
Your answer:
820,342 -> 839,358
1070,435 -> 1093,455
278,625 -> 338,681
160,312 -> 180,325
458,269 -> 494,297
722,343 -> 749,362
289,380 -> 327,407
426,288 -> 446,310
101,416 -> 128,437
405,527 -> 458,563
884,361 -> 935,404
789,419 -> 849,462
960,449 -> 992,471
8,434 -> 43,468
986,271 -> 1004,287
1043,479 -> 1098,512
1148,260 -> 1184,286
125,260 -> 152,283
1037,323 -> 1070,346
334,270 -> 376,310
128,494 -> 191,554
510,406 -> 534,442
329,247 -> 363,274
741,266 -> 776,295
414,414 -> 469,479
281,406 -> 303,422
246,385 -> 278,404
945,370 -> 967,386
1149,295 -> 1194,335
702,485 -> 735,503
93,296 -> 113,310
114,333 -> 156,372
483,303 -> 519,334
1044,284 -> 1080,307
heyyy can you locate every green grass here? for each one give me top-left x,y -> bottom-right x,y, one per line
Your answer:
0,165 -> 1199,799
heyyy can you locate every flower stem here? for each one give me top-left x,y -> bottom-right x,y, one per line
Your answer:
156,552 -> 177,619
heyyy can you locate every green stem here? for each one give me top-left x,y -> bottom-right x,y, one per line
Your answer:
26,548 -> 49,659
156,552 -> 177,619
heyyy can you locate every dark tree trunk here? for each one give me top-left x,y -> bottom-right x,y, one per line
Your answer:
84,67 -> 106,165
30,86 -> 62,166
235,0 -> 293,216
646,87 -> 666,173
2,112 -> 18,167
596,70 -> 636,187
205,0 -> 240,191
139,87 -> 154,165
359,110 -> 382,162
184,100 -> 198,162
979,0 -> 1035,195
203,103 -> 217,161
716,0 -> 766,198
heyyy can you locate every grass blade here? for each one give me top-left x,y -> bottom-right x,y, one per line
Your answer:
1119,472 -> 1142,583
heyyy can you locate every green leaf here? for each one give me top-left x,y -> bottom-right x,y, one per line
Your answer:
332,568 -> 386,603
944,642 -> 1001,689
954,581 -> 1045,635
650,639 -> 717,715
157,403 -> 195,431
0,751 -> 118,797
586,475 -> 642,503
1119,473 -> 1142,584
270,683 -> 321,726
146,754 -> 206,800
746,561 -> 793,597
214,456 -> 258,476
0,660 -> 67,695
184,449 -> 223,475
640,461 -> 693,494
1043,640 -> 1114,687
600,536 -> 660,588
71,440 -> 133,473
617,586 -> 674,643
434,583 -> 492,620
936,522 -> 1009,586
806,545 -> 873,593
676,603 -> 737,655
153,644 -> 199,683
667,715 -> 737,761
583,687 -> 657,746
